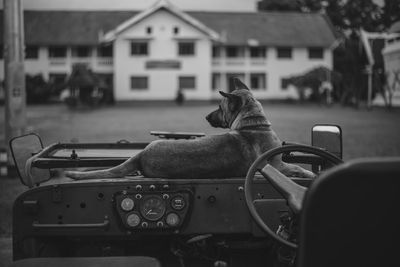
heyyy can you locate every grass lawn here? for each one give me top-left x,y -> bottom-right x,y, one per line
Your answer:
0,102 -> 399,264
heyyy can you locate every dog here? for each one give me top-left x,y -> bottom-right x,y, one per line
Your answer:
65,78 -> 315,180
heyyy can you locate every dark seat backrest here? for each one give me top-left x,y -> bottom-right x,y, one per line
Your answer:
297,158 -> 400,267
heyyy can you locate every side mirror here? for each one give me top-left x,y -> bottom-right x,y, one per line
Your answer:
9,133 -> 51,187
312,124 -> 342,159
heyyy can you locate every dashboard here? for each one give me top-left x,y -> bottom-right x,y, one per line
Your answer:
12,176 -> 311,260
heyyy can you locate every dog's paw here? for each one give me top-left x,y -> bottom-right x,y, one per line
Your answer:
64,170 -> 82,180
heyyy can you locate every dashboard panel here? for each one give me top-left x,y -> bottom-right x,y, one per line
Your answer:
13,176 -> 311,260
115,189 -> 191,230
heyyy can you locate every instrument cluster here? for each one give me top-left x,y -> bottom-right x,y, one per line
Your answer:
115,185 -> 191,230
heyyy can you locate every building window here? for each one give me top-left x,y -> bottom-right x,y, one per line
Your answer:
179,76 -> 196,90
131,42 -> 148,56
226,46 -> 244,58
212,46 -> 221,58
146,27 -> 152,34
48,46 -> 67,58
131,76 -> 148,90
25,45 -> 39,59
97,45 -> 113,57
281,78 -> 290,90
173,27 -> 179,35
277,47 -> 292,59
308,47 -> 324,59
250,73 -> 266,90
71,46 -> 91,58
212,73 -> 221,91
250,46 -> 266,58
178,42 -> 195,56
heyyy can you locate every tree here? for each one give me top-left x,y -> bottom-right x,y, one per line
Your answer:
25,74 -> 52,104
341,0 -> 383,32
66,63 -> 101,106
282,66 -> 343,102
258,0 -> 387,106
382,0 -> 400,29
258,0 -> 383,32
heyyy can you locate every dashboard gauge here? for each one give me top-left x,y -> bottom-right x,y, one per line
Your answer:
171,196 -> 185,210
166,213 -> 180,227
121,197 -> 134,211
140,195 -> 166,221
126,213 -> 140,227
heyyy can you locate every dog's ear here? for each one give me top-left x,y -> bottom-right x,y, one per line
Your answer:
233,77 -> 250,91
219,91 -> 242,111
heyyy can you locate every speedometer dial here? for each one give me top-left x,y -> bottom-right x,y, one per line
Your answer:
140,196 -> 166,221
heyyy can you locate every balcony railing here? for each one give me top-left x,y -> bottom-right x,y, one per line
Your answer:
49,58 -> 67,66
226,58 -> 245,65
70,58 -> 92,65
212,57 -> 267,67
97,58 -> 113,66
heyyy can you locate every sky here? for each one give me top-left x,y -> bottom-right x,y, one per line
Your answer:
0,0 -> 259,12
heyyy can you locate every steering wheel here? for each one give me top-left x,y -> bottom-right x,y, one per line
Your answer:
245,144 -> 343,249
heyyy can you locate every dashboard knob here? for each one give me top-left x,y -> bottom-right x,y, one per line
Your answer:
162,184 -> 170,190
141,221 -> 148,228
135,185 -> 142,191
162,194 -> 169,200
149,185 -> 156,190
135,194 -> 142,199
157,221 -> 164,227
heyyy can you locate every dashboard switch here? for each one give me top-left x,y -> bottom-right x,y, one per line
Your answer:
141,221 -> 148,228
157,221 -> 164,227
135,185 -> 142,191
149,185 -> 156,190
135,194 -> 142,199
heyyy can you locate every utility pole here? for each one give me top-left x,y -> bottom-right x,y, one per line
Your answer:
3,0 -> 26,173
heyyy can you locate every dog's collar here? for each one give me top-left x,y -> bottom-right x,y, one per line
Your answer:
238,125 -> 271,131
232,114 -> 271,131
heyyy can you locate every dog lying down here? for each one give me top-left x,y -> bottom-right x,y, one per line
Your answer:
65,78 -> 315,180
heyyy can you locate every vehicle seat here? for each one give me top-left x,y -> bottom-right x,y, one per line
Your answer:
297,158 -> 400,267
10,256 -> 161,267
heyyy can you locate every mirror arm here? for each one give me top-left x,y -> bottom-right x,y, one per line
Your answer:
24,156 -> 36,188
24,144 -> 59,188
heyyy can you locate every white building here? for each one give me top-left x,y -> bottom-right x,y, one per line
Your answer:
0,0 -> 337,101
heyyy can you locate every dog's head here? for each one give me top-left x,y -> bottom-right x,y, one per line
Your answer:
206,78 -> 270,130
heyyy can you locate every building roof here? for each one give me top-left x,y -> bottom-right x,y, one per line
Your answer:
190,11 -> 336,47
102,0 -> 219,42
0,10 -> 336,47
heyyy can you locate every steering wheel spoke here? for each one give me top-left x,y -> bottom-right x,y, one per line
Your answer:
259,165 -> 305,214
245,144 -> 343,249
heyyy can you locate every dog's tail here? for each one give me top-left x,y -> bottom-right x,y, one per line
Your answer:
64,153 -> 141,180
